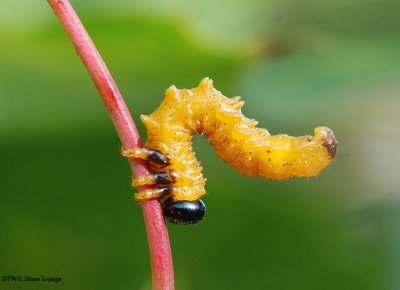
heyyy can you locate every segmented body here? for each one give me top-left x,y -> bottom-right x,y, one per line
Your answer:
123,78 -> 337,204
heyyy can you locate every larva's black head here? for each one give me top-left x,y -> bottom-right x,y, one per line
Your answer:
162,198 -> 206,225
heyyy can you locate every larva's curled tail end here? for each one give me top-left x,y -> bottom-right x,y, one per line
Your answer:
314,127 -> 338,159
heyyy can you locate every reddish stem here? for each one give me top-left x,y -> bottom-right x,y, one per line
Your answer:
47,1 -> 174,289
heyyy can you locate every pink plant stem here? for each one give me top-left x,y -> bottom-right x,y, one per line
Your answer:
47,1 -> 174,289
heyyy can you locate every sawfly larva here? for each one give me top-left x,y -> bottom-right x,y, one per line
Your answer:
123,78 -> 338,225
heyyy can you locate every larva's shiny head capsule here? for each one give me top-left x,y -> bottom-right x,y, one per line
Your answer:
162,198 -> 206,225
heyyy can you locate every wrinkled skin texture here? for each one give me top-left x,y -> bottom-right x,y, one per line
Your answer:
125,78 -> 338,202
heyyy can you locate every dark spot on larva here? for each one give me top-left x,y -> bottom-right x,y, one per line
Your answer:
249,152 -> 252,154
224,123 -> 226,125
283,164 -> 286,166
322,132 -> 338,159
268,158 -> 271,161
234,140 -> 237,142
267,150 -> 270,153
307,138 -> 312,142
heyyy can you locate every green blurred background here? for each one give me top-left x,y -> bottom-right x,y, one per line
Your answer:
1,0 -> 399,289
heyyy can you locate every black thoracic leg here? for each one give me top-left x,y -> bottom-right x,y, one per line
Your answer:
122,147 -> 170,167
131,170 -> 175,187
122,147 -> 174,201
134,187 -> 172,201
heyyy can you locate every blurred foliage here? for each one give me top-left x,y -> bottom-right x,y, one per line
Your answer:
1,0 -> 399,289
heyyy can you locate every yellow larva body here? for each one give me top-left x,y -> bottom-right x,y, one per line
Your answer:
134,78 -> 337,202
